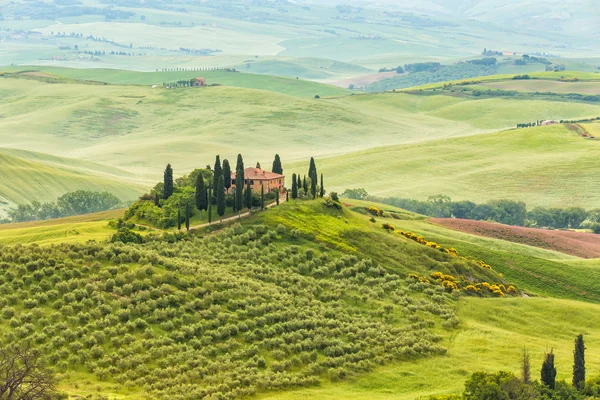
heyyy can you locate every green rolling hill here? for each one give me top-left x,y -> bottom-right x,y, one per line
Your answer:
0,148 -> 146,217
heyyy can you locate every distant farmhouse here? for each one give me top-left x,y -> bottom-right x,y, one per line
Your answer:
231,167 -> 285,194
541,120 -> 559,126
192,77 -> 206,87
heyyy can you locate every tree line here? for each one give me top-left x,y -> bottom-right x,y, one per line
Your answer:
341,190 -> 600,230
6,190 -> 122,223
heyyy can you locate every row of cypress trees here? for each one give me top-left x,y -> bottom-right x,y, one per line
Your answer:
531,334 -> 586,390
290,157 -> 325,200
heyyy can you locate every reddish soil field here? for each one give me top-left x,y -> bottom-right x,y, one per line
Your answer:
430,218 -> 600,258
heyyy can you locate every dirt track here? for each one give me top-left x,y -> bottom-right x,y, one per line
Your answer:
431,218 -> 600,258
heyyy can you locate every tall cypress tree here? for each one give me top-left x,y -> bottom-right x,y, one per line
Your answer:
222,159 -> 231,193
164,164 -> 174,200
542,350 -> 557,389
177,208 -> 181,230
286,190 -> 289,202
276,189 -> 279,205
260,185 -> 265,210
207,188 -> 212,224
272,154 -> 283,174
154,192 -> 160,207
256,161 -> 261,169
244,183 -> 252,210
319,173 -> 324,198
217,175 -> 225,221
303,175 -> 308,193
291,173 -> 298,199
308,157 -> 317,198
195,174 -> 207,216
522,348 -> 531,384
573,334 -> 586,389
297,175 -> 302,194
185,202 -> 190,231
235,154 -> 245,214
213,155 -> 222,197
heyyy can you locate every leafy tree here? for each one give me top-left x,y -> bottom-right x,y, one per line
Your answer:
573,334 -> 585,389
111,228 -> 143,244
235,154 -> 245,214
195,173 -> 207,215
542,350 -> 557,389
341,188 -> 369,200
245,183 -> 252,210
291,173 -> 298,199
213,155 -> 222,198
164,164 -> 174,200
272,154 -> 283,174
464,371 -> 537,400
222,159 -> 231,192
217,175 -> 225,221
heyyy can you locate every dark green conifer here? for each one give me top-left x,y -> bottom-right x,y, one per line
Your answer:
185,202 -> 190,231
216,175 -> 225,221
297,175 -> 302,194
207,188 -> 212,224
286,190 -> 289,202
260,186 -> 265,210
291,173 -> 298,199
245,183 -> 252,210
573,334 -> 586,389
177,208 -> 181,230
272,154 -> 283,174
213,155 -> 222,197
319,173 -> 324,198
164,164 -> 174,200
303,176 -> 308,193
222,159 -> 231,192
195,174 -> 207,215
276,189 -> 279,205
235,154 -> 245,214
542,350 -> 557,389
154,192 -> 160,207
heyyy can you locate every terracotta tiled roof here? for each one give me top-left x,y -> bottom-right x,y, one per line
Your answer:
231,168 -> 284,181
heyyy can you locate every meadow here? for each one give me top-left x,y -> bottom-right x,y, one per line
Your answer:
1,198 -> 599,399
296,124 -> 600,208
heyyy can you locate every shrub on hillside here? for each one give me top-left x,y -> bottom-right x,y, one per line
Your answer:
110,229 -> 144,244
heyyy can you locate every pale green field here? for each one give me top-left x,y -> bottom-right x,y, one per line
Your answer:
0,209 -> 125,245
297,124 -> 600,208
3,74 -> 600,209
0,148 -> 146,217
261,297 -> 600,400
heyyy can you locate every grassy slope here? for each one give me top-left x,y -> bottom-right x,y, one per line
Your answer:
261,297 -> 600,400
299,124 -> 600,208
0,209 -> 126,245
3,66 -> 351,98
0,149 -> 146,217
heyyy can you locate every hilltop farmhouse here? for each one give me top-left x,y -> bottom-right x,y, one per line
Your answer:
231,167 -> 285,194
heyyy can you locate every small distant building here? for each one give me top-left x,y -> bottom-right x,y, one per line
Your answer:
192,77 -> 206,87
541,120 -> 558,126
231,168 -> 285,194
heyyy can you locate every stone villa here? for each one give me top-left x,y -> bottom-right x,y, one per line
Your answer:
231,167 -> 285,194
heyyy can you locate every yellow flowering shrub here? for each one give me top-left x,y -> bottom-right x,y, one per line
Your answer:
382,223 -> 396,231
368,206 -> 384,217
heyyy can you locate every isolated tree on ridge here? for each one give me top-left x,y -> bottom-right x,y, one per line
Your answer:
164,164 -> 174,200
272,154 -> 283,174
256,161 -> 261,169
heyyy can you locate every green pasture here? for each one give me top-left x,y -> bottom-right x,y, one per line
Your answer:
295,124 -> 600,208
